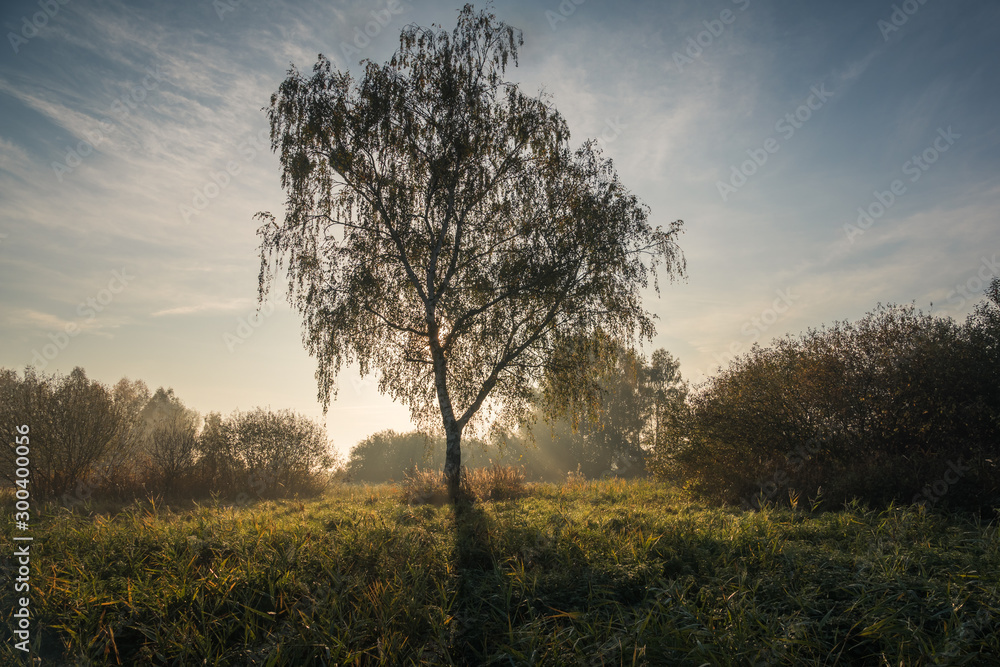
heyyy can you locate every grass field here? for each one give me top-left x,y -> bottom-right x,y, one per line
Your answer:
2,479 -> 998,665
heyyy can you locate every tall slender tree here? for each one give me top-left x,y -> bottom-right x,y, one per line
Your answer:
257,4 -> 685,499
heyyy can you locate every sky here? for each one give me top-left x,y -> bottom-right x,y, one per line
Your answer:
1,0 -> 998,459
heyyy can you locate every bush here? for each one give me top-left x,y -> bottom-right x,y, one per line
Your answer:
659,290 -> 1000,512
214,407 -> 337,497
400,468 -> 449,505
464,464 -> 527,500
0,367 -> 135,501
401,465 -> 527,504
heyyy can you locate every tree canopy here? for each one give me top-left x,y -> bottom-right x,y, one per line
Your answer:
257,4 -> 685,497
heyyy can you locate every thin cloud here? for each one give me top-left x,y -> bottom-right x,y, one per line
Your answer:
151,299 -> 256,317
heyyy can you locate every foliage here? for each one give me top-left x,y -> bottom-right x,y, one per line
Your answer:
140,387 -> 200,493
217,407 -> 338,496
0,367 -> 135,500
195,411 -> 237,492
346,342 -> 689,484
527,339 -> 688,479
661,287 -> 1000,512
347,430 -> 442,482
257,4 -> 684,497
0,366 -> 339,502
106,377 -> 151,483
4,479 -> 998,665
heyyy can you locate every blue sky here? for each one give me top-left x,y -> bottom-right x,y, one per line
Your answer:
1,0 -> 998,457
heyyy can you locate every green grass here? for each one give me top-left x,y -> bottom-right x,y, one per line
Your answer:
2,479 -> 998,665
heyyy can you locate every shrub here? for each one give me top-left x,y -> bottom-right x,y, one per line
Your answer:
401,465 -> 526,504
400,468 -> 450,505
0,367 -> 134,500
216,407 -> 337,497
464,464 -> 527,500
659,290 -> 1000,512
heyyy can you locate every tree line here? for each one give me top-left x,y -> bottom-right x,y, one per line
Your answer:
0,367 -> 337,503
5,277 -> 996,513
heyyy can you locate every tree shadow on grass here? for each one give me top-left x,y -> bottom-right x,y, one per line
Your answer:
450,499 -> 495,664
448,498 -> 671,664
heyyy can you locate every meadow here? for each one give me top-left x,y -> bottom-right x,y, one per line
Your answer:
2,477 -> 998,666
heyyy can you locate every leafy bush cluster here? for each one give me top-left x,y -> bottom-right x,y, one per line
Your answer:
0,367 -> 338,503
0,368 -> 146,500
196,407 -> 337,498
655,280 -> 1000,512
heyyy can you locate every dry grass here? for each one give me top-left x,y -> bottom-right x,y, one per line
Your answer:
401,465 -> 527,504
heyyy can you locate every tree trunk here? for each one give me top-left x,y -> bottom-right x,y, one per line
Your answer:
430,333 -> 463,502
443,418 -> 463,502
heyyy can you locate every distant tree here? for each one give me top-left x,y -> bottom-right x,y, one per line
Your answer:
196,411 -> 237,491
643,349 -> 688,455
257,5 -> 684,498
539,338 -> 644,476
535,337 -> 686,478
108,377 -> 151,482
347,429 -> 519,482
141,387 -> 199,493
347,430 -> 439,482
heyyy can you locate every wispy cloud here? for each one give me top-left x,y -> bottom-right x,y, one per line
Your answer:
151,298 -> 256,317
